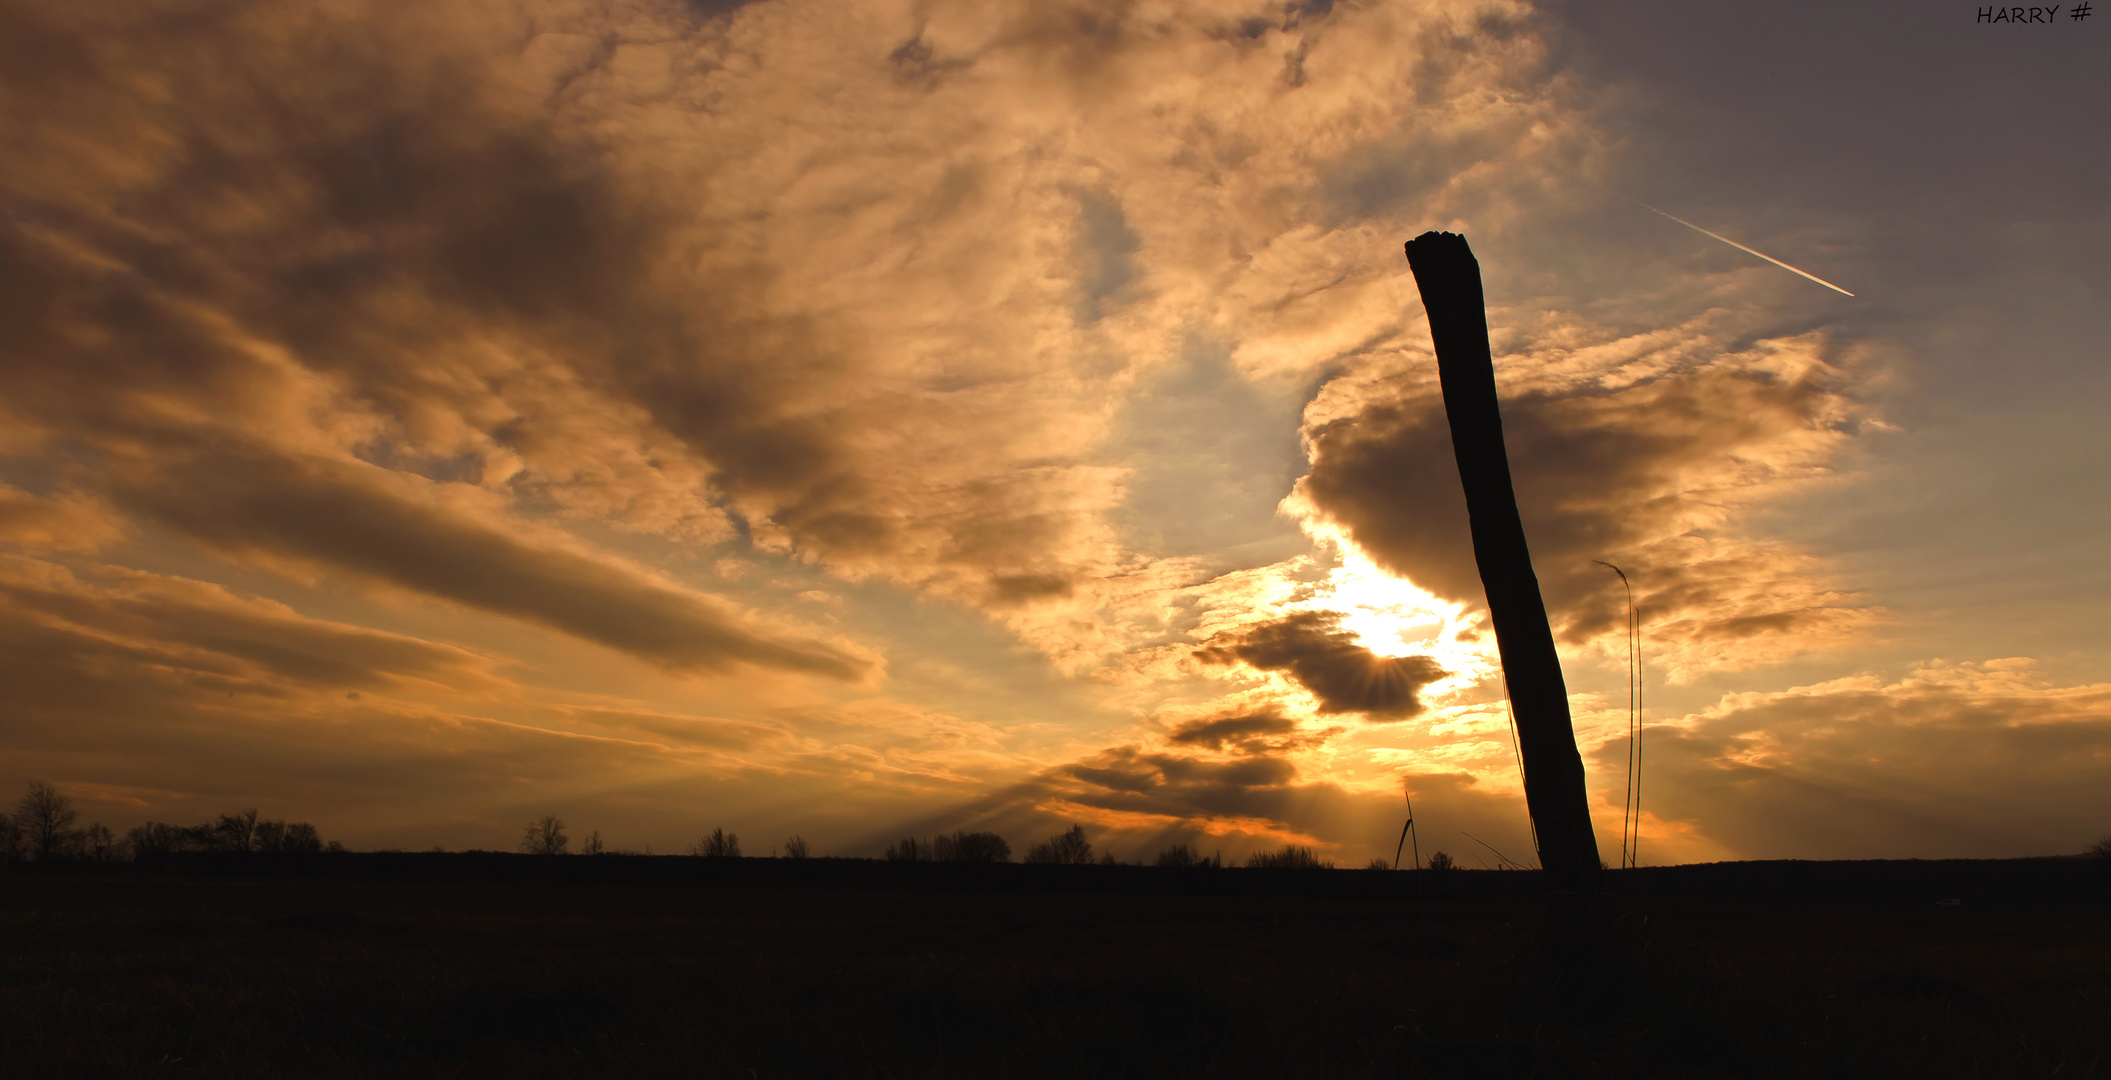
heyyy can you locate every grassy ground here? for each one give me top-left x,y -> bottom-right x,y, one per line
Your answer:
1,865 -> 2105,1078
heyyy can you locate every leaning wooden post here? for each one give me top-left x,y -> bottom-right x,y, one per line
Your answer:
1404,231 -> 1602,903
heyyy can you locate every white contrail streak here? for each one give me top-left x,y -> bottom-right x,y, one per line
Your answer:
1644,205 -> 1855,297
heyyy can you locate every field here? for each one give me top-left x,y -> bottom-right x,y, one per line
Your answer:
2,856 -> 2105,1078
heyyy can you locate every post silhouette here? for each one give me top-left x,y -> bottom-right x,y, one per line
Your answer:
1403,231 -> 1602,902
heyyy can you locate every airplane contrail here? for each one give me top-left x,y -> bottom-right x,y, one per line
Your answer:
1644,205 -> 1855,297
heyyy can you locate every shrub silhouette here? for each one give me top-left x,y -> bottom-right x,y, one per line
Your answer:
1153,842 -> 1211,868
934,831 -> 1010,863
1427,850 -> 1457,871
1364,857 -> 1392,871
522,815 -> 569,855
2086,836 -> 2111,861
582,831 -> 605,855
1024,824 -> 1094,865
887,831 -> 1011,863
693,828 -> 741,858
783,836 -> 810,859
1244,845 -> 1334,869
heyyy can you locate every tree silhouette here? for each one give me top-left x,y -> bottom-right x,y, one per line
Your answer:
0,811 -> 20,863
1152,842 -> 1222,868
215,809 -> 259,852
783,836 -> 810,859
521,815 -> 569,855
16,782 -> 79,862
883,836 -> 928,862
582,830 -> 605,855
284,822 -> 323,853
1427,850 -> 1457,871
693,828 -> 740,857
81,823 -> 121,861
936,831 -> 1010,863
1244,845 -> 1334,869
1024,824 -> 1093,865
254,819 -> 287,852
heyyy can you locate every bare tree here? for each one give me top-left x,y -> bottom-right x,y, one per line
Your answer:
283,822 -> 323,853
80,823 -> 122,862
1427,851 -> 1456,871
582,830 -> 604,855
253,819 -> 287,852
215,809 -> 259,852
1023,824 -> 1093,865
783,836 -> 810,859
15,782 -> 79,862
883,836 -> 928,862
521,815 -> 569,855
1154,843 -> 1210,868
692,828 -> 740,857
0,811 -> 20,863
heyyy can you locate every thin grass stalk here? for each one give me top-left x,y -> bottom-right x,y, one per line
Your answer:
1596,561 -> 1638,869
1621,599 -> 1638,869
1497,669 -> 1539,857
1462,830 -> 1531,870
1393,786 -> 1420,871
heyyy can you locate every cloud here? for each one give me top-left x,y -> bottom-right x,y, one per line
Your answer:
1289,329 -> 1879,676
1194,610 -> 1447,718
1624,660 -> 2111,859
1165,709 -> 1333,754
0,555 -> 505,699
0,484 -> 127,553
117,447 -> 869,679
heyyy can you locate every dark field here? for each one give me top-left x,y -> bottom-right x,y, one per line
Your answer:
2,857 -> 2105,1078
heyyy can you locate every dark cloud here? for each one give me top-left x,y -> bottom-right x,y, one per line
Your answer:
1295,359 -> 1866,650
1194,610 -> 1446,718
0,0 -> 1114,617
118,448 -> 867,679
1165,709 -> 1332,755
0,560 -> 499,694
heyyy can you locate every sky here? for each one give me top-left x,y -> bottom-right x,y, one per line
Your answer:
2,0 -> 2105,865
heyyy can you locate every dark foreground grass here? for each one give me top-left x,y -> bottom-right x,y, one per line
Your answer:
1,866 -> 2105,1078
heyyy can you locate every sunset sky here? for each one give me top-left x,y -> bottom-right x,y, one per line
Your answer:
3,0 -> 2105,865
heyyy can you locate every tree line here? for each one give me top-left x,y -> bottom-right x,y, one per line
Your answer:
1,780 -> 1472,870
0,781 -> 338,864
517,815 -> 1467,870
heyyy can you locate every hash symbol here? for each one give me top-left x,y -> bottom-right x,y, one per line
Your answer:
2076,2 -> 2093,19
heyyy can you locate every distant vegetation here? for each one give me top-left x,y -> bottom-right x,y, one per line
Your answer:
884,830 -> 1011,863
521,815 -> 569,855
1245,844 -> 1334,870
1023,824 -> 1095,864
0,780 -> 1493,871
1151,842 -> 1221,868
0,781 -> 335,864
692,828 -> 741,858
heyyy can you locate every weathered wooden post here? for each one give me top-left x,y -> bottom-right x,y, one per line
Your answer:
1404,231 -> 1602,903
